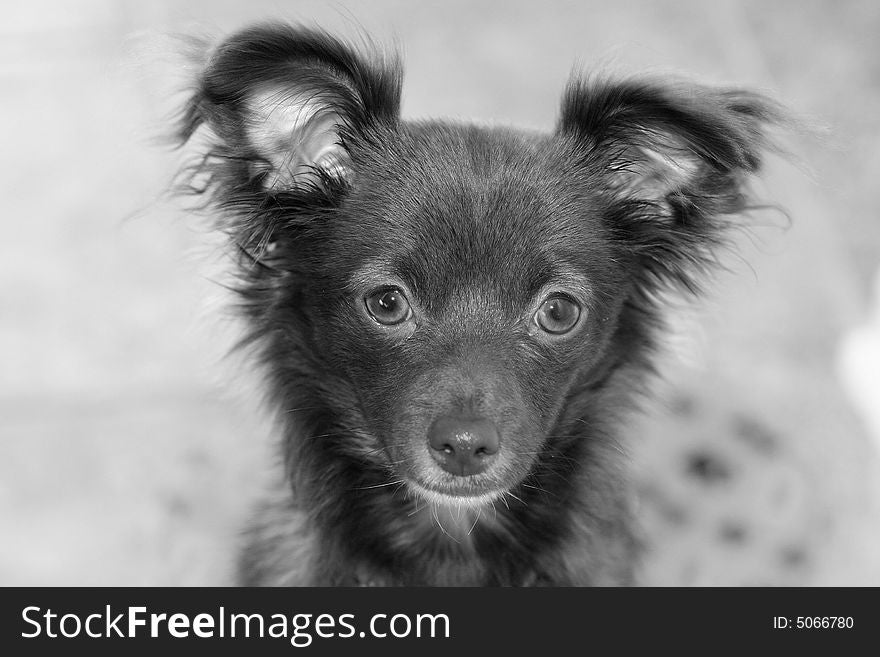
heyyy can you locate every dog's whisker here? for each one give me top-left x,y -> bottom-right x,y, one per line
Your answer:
467,506 -> 482,536
431,504 -> 460,544
453,503 -> 463,524
351,480 -> 404,491
407,498 -> 427,517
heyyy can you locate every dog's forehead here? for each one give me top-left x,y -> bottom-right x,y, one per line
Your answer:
337,123 -> 608,299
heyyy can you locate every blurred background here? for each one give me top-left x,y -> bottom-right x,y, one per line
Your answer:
2,0 -> 879,585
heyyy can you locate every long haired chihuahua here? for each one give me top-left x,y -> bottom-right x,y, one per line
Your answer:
174,23 -> 785,586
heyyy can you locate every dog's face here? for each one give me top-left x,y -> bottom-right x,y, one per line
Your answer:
302,126 -> 628,506
178,24 -> 780,511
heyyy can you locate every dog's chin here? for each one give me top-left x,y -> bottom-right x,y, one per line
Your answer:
406,479 -> 503,510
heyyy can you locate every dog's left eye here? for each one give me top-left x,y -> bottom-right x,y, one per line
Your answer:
365,288 -> 412,325
535,296 -> 581,334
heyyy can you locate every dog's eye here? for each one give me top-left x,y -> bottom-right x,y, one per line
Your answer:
535,296 -> 581,334
365,288 -> 412,325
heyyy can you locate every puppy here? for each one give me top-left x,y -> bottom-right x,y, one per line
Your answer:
175,23 -> 784,586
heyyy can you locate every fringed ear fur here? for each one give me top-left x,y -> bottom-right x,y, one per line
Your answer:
557,77 -> 787,293
558,77 -> 785,221
175,23 -> 402,198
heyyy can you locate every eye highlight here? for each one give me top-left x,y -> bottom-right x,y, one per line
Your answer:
534,296 -> 581,335
365,288 -> 412,325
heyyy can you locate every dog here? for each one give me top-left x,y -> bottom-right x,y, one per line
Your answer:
174,22 -> 785,586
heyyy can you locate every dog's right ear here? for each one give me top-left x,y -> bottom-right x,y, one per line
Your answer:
176,24 -> 401,197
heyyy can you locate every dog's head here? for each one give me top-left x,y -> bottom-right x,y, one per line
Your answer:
177,24 -> 782,510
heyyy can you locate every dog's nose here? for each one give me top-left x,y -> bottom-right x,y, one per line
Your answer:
427,415 -> 500,476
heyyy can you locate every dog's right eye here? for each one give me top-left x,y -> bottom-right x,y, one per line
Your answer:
365,288 -> 412,325
534,295 -> 581,335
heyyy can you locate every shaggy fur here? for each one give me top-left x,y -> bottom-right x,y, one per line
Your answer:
174,23 -> 784,586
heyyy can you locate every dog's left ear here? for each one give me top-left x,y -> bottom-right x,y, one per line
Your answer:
557,77 -> 783,223
557,77 -> 785,291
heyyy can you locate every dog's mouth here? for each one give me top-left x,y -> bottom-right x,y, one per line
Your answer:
406,479 -> 504,509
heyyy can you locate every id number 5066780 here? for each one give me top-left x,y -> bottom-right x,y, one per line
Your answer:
773,617 -> 854,630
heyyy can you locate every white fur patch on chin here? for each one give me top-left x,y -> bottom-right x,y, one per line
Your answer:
407,480 -> 502,510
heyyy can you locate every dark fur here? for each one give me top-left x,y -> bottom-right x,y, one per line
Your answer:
174,23 -> 784,586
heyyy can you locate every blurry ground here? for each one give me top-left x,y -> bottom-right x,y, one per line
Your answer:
1,0 -> 879,585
